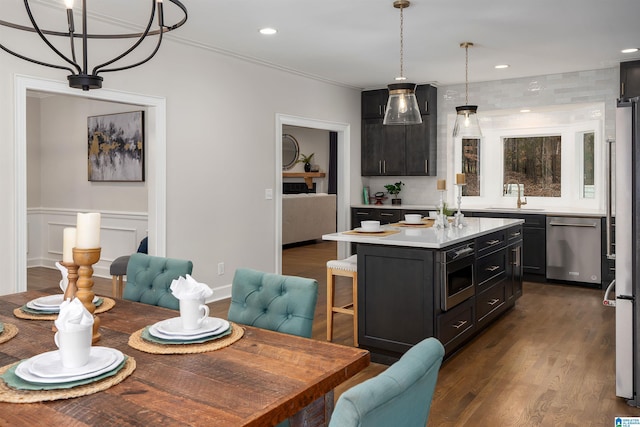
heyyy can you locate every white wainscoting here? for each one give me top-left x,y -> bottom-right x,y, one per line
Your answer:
27,208 -> 148,279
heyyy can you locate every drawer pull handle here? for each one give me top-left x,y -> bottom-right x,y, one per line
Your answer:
510,232 -> 521,237
452,320 -> 468,329
356,212 -> 370,216
488,298 -> 500,306
485,265 -> 500,272
486,239 -> 501,246
380,213 -> 394,217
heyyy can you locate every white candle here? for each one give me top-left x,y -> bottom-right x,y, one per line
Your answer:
456,173 -> 466,185
436,179 -> 446,191
62,227 -> 76,262
76,213 -> 101,249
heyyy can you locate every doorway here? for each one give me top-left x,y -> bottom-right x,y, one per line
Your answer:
275,114 -> 351,273
13,75 -> 167,292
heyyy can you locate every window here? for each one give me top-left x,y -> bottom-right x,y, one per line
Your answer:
582,132 -> 595,199
502,136 -> 561,198
461,138 -> 480,196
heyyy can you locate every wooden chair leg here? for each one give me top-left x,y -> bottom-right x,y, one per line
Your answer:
112,275 -> 118,298
326,268 -> 335,342
117,276 -> 124,299
352,272 -> 358,347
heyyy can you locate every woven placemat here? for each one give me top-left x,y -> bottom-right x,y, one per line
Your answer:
0,324 -> 18,345
343,229 -> 400,237
391,220 -> 435,228
13,297 -> 116,321
128,323 -> 245,354
0,357 -> 136,403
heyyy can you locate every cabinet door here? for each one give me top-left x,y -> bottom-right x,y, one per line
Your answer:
620,60 -> 640,100
415,84 -> 437,115
358,244 -> 434,355
523,227 -> 546,277
361,119 -> 405,176
506,241 -> 523,301
362,89 -> 388,119
405,115 -> 436,176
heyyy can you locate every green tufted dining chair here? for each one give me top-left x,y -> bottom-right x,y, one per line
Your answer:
228,268 -> 319,427
329,337 -> 445,427
122,253 -> 193,310
227,268 -> 318,338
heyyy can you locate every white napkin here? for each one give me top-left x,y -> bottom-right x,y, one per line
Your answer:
54,298 -> 94,332
55,262 -> 69,293
170,274 -> 214,300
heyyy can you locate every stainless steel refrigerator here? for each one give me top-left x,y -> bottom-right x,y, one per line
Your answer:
607,96 -> 640,405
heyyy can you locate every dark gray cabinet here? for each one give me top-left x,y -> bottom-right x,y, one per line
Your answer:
355,224 -> 523,361
351,207 -> 403,228
357,245 -> 435,363
361,84 -> 437,177
472,212 -> 546,281
620,60 -> 640,101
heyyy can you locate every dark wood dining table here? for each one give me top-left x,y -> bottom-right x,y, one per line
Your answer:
0,288 -> 370,426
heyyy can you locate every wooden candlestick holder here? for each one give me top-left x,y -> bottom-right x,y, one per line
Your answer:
60,261 -> 79,301
73,247 -> 102,343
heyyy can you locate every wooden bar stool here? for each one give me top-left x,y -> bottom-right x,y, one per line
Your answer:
326,254 -> 358,347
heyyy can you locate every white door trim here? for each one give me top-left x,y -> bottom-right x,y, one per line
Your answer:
14,74 -> 167,292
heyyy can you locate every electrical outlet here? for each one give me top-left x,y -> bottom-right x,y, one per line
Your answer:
217,262 -> 224,275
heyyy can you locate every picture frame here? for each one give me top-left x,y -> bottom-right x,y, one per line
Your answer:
87,111 -> 145,182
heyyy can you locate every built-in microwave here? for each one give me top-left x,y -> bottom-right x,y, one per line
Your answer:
441,243 -> 475,311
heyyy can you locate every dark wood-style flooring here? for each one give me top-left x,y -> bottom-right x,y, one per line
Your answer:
27,241 -> 640,426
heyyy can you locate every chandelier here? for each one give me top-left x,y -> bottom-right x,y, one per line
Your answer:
452,42 -> 482,138
0,0 -> 188,91
383,0 -> 422,126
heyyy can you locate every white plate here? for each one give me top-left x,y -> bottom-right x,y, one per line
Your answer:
29,295 -> 99,310
16,347 -> 124,384
399,220 -> 424,225
155,317 -> 227,337
354,227 -> 384,233
149,323 -> 230,341
25,301 -> 60,312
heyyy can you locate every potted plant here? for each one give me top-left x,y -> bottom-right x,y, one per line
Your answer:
384,181 -> 404,205
296,153 -> 315,172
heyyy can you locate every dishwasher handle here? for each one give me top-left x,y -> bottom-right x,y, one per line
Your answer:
548,221 -> 598,228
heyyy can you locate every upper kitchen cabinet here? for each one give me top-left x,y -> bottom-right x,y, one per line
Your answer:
620,60 -> 640,101
361,89 -> 389,119
361,84 -> 437,176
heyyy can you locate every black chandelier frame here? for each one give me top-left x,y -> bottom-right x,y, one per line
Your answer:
0,0 -> 188,90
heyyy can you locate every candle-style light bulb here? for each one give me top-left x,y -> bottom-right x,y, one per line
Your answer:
64,0 -> 74,9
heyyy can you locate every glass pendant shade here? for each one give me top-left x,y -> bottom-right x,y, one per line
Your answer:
453,105 -> 482,138
383,83 -> 422,125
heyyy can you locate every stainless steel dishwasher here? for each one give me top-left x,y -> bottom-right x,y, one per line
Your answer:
546,216 -> 601,284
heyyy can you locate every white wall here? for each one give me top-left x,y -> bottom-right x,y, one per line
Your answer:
0,13 -> 361,296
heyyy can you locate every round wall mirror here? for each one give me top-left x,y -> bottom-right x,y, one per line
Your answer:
282,134 -> 300,170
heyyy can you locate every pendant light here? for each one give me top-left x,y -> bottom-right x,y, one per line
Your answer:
383,0 -> 422,126
452,42 -> 482,138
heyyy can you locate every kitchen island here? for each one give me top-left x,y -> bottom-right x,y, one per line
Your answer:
323,217 -> 524,362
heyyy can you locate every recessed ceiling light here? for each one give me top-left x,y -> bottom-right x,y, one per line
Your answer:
622,48 -> 639,54
520,109 -> 531,113
495,64 -> 510,69
259,28 -> 277,35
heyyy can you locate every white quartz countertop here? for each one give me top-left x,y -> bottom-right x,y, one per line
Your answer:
351,204 -> 605,217
323,217 -> 524,249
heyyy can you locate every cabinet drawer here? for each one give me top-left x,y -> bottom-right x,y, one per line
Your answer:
476,280 -> 507,322
507,225 -> 523,242
476,229 -> 507,255
378,210 -> 403,224
437,298 -> 475,350
476,248 -> 507,289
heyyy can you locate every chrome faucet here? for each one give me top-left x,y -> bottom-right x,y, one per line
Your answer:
505,180 -> 527,208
